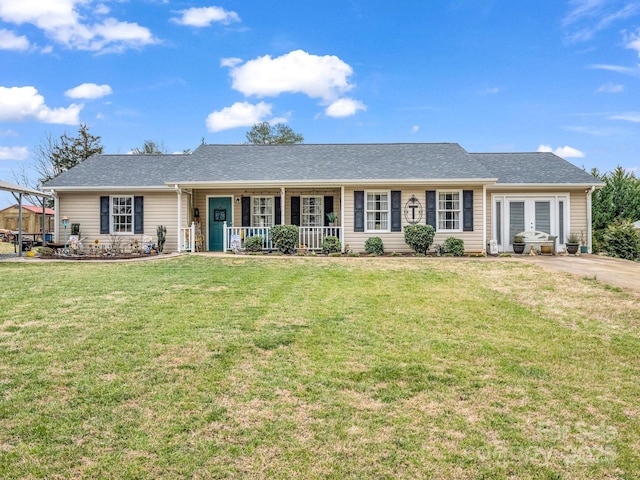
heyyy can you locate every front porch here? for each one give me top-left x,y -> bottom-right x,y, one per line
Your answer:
223,224 -> 343,252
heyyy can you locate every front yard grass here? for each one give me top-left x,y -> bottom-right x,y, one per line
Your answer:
1,256 -> 638,479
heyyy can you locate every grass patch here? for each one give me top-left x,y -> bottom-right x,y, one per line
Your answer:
0,256 -> 638,478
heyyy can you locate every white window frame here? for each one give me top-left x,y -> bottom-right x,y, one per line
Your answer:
437,190 -> 462,232
251,196 -> 274,228
365,190 -> 390,232
301,195 -> 324,227
111,195 -> 134,234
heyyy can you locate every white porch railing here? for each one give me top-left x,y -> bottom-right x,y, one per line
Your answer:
180,222 -> 196,253
223,223 -> 343,252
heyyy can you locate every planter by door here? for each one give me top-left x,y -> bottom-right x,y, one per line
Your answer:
513,243 -> 526,254
566,243 -> 579,255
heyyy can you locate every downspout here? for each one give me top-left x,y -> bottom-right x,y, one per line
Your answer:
340,186 -> 345,253
482,184 -> 487,255
587,186 -> 595,253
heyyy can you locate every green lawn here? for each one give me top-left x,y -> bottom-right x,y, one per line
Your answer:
1,255 -> 638,479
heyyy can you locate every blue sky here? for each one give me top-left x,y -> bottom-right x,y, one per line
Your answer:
2,0 -> 640,208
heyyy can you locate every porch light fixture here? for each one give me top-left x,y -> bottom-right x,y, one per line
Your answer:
235,197 -> 240,204
61,216 -> 70,255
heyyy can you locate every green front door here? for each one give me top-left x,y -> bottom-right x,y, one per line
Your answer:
208,197 -> 232,251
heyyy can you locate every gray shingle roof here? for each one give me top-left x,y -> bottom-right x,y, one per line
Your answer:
472,152 -> 600,184
44,143 -> 601,188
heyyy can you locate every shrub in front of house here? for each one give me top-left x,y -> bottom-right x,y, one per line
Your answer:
365,236 -> 385,256
270,225 -> 299,254
244,235 -> 264,253
602,219 -> 640,261
404,224 -> 435,255
442,237 -> 465,256
322,236 -> 341,254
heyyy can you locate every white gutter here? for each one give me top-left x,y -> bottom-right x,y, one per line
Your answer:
166,178 -> 498,188
175,184 -> 182,253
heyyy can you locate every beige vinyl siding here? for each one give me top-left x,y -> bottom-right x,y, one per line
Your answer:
343,186 -> 484,253
569,190 -> 588,241
57,191 -> 181,252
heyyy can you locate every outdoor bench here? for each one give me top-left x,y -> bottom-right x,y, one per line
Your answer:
515,230 -> 557,255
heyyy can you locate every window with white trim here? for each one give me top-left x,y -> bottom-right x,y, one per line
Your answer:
252,197 -> 274,227
437,191 -> 461,231
112,196 -> 133,233
302,196 -> 323,227
366,191 -> 389,231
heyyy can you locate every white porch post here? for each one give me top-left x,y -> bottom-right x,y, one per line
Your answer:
340,186 -> 345,252
223,221 -> 228,251
587,186 -> 595,253
482,184 -> 487,255
176,185 -> 182,253
280,187 -> 285,225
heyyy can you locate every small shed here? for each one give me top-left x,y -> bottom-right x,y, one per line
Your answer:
0,204 -> 55,233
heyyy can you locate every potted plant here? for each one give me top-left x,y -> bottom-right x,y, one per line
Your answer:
512,235 -> 526,254
566,232 -> 580,255
326,212 -> 337,227
580,230 -> 588,254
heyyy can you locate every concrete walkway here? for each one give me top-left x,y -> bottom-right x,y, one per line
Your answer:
514,254 -> 640,293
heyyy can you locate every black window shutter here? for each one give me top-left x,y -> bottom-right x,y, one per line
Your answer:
274,196 -> 282,225
354,191 -> 364,232
391,190 -> 402,232
241,196 -> 251,227
426,190 -> 436,228
100,196 -> 110,234
134,196 -> 144,234
323,196 -> 334,226
290,196 -> 301,226
463,190 -> 473,232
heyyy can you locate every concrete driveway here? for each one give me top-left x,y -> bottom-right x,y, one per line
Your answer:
515,254 -> 640,293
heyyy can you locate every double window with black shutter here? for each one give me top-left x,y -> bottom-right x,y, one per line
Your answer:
100,196 -> 143,234
355,189 -> 473,233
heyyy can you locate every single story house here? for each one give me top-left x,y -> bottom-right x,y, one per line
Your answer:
0,203 -> 55,234
42,143 -> 603,254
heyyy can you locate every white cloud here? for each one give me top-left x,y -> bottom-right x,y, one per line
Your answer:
325,98 -> 366,118
625,28 -> 640,55
537,144 -> 585,158
563,0 -> 640,42
0,28 -> 29,50
597,82 -> 624,93
0,86 -> 82,124
0,146 -> 29,160
411,125 -> 420,133
172,6 -> 240,27
482,87 -> 500,94
65,83 -> 112,99
0,0 -> 157,53
226,50 -> 356,102
609,111 -> 640,122
0,129 -> 19,137
591,63 -> 640,76
222,50 -> 366,118
206,101 -> 273,132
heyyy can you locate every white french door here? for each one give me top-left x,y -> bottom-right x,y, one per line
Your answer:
493,195 -> 568,251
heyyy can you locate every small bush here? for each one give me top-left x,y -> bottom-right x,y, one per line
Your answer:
322,236 -> 341,254
270,225 -> 299,254
602,219 -> 640,261
36,246 -> 54,257
244,235 -> 264,252
404,224 -> 435,254
365,236 -> 385,256
442,237 -> 465,256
